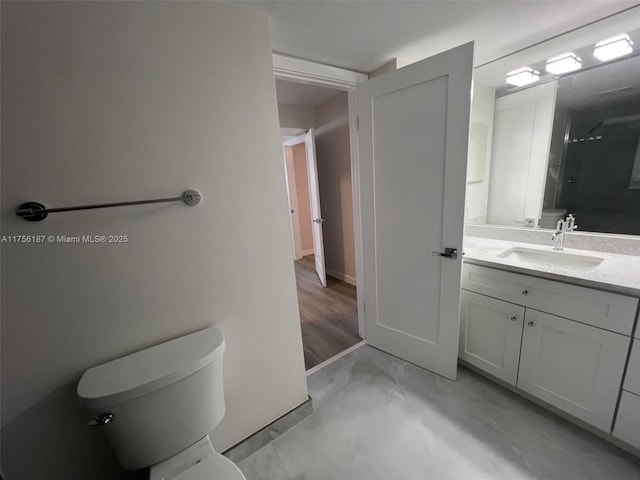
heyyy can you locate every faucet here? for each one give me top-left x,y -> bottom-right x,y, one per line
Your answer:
551,214 -> 577,251
552,219 -> 566,250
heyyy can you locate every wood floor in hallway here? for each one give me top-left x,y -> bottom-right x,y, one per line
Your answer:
294,256 -> 361,370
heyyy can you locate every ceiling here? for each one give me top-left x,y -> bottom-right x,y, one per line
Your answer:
275,79 -> 341,106
240,1 -> 638,73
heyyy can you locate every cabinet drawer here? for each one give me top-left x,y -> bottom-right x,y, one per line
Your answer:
614,391 -> 640,449
624,340 -> 640,396
459,290 -> 525,385
518,310 -> 629,431
461,263 -> 637,335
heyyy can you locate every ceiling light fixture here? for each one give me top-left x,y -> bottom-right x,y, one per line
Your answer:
545,52 -> 582,74
593,34 -> 634,61
506,67 -> 540,87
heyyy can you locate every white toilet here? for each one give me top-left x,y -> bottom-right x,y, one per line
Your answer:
77,326 -> 246,480
540,208 -> 568,229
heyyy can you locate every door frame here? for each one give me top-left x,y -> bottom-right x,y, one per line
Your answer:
273,53 -> 368,338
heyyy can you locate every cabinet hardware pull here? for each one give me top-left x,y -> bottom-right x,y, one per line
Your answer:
510,315 -> 518,321
522,290 -> 529,296
527,321 -> 534,327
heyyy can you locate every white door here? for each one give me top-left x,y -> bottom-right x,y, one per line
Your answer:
486,81 -> 557,227
518,309 -> 629,431
305,128 -> 327,287
357,43 -> 473,380
459,290 -> 525,385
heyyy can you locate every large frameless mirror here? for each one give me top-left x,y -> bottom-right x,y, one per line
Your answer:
467,21 -> 640,236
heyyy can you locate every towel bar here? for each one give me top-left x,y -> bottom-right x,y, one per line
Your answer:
16,190 -> 201,222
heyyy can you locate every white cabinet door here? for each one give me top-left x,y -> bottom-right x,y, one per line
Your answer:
518,310 -> 629,431
459,290 -> 525,385
624,340 -> 640,396
613,391 -> 640,449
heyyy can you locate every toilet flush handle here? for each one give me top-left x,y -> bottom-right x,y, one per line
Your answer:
88,412 -> 114,427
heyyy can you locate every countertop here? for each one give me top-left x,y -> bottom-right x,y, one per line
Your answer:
463,236 -> 640,298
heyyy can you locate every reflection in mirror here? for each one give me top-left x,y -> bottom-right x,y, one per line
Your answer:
467,24 -> 640,235
545,55 -> 640,235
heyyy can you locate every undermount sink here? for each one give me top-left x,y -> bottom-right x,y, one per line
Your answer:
497,247 -> 604,271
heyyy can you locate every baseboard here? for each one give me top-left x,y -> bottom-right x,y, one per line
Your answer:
306,340 -> 366,376
223,396 -> 313,463
301,248 -> 314,256
325,267 -> 356,286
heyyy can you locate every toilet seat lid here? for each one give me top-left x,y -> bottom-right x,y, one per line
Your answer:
173,453 -> 246,480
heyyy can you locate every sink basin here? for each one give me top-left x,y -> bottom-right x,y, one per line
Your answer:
497,247 -> 604,271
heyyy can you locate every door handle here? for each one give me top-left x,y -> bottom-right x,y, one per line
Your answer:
431,248 -> 457,259
313,218 -> 325,224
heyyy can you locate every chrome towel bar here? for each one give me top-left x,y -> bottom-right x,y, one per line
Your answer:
16,190 -> 201,222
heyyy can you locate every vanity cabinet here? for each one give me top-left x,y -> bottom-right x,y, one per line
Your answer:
459,290 -> 524,385
461,263 -> 637,335
518,310 -> 628,431
460,263 -> 637,432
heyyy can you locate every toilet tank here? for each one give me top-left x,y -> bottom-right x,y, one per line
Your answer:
77,326 -> 226,470
540,208 -> 568,229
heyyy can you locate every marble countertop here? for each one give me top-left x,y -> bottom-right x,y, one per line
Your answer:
463,236 -> 640,297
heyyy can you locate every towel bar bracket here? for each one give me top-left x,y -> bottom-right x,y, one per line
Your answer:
17,202 -> 49,222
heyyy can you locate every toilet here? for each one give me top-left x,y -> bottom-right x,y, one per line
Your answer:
77,326 -> 246,480
540,208 -> 568,229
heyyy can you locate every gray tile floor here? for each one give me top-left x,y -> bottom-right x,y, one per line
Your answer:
238,345 -> 640,480
239,346 -> 640,480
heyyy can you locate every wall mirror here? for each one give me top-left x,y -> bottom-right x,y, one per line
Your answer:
467,10 -> 640,236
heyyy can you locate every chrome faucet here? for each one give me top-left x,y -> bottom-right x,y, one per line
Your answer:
552,219 -> 566,250
551,214 -> 577,251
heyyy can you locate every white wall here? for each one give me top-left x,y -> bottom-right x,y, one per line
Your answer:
314,92 -> 356,283
278,103 -> 315,129
0,2 -> 308,479
465,84 -> 495,224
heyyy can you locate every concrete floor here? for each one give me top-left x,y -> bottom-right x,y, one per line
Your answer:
239,345 -> 640,480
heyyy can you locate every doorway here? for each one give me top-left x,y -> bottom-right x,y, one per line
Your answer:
276,78 -> 362,370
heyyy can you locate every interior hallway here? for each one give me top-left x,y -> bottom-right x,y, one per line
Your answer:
239,345 -> 640,480
294,256 -> 361,370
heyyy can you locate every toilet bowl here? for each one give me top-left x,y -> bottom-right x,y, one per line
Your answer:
77,326 -> 246,480
150,435 -> 244,480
